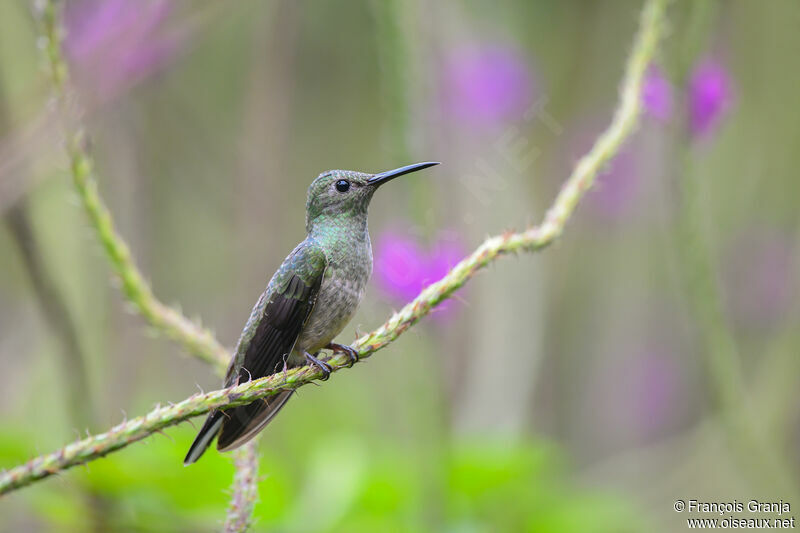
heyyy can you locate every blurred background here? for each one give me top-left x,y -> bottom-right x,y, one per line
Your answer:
1,1 -> 799,531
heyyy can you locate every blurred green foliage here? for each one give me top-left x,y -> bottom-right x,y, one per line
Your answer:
1,430 -> 641,532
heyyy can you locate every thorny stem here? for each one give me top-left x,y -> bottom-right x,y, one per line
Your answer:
0,0 -> 671,497
36,0 -> 240,527
223,441 -> 260,533
38,1 -> 230,374
1,57 -> 106,533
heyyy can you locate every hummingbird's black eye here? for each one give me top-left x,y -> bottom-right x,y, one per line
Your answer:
335,179 -> 350,193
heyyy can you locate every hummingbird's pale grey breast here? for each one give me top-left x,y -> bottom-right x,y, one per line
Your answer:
292,224 -> 372,360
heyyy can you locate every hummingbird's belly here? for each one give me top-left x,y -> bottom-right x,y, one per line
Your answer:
293,267 -> 368,357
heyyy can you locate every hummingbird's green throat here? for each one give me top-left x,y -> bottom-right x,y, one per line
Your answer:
184,161 -> 440,464
305,161 -> 439,232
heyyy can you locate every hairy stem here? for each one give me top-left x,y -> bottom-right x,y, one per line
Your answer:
223,441 -> 260,533
38,0 -> 229,373
0,0 -> 671,497
36,0 -> 235,525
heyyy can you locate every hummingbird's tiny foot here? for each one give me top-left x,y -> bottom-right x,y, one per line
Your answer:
327,342 -> 359,367
304,351 -> 332,380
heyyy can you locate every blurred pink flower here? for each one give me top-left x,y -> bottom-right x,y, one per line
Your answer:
442,43 -> 536,127
630,353 -> 684,436
689,59 -> 733,137
564,118 -> 640,219
64,0 -> 178,102
591,343 -> 688,445
590,147 -> 638,218
428,240 -> 465,284
723,230 -> 795,331
374,230 -> 466,316
374,232 -> 426,303
642,65 -> 673,122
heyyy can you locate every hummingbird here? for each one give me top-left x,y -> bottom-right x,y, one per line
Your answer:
184,161 -> 439,464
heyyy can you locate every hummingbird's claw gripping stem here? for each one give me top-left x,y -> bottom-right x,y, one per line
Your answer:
304,351 -> 332,380
326,342 -> 360,367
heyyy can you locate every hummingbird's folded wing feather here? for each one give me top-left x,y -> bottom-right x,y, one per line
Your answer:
184,241 -> 327,463
230,241 -> 327,383
215,242 -> 328,451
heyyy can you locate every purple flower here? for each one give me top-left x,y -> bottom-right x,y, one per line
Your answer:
590,147 -> 638,218
723,230 -> 795,331
564,118 -> 640,219
428,240 -> 464,283
689,59 -> 733,137
64,0 -> 178,102
642,65 -> 673,122
374,230 -> 466,317
590,344 -> 687,444
442,43 -> 535,127
373,232 -> 426,303
630,353 -> 683,436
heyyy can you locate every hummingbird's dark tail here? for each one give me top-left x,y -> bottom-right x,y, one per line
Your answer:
216,390 -> 294,452
183,410 -> 224,465
183,390 -> 294,464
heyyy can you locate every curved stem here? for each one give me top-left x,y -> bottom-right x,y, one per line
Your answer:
38,0 -> 230,374
1,0 -> 671,497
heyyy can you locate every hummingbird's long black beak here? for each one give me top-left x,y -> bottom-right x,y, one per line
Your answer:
367,161 -> 440,187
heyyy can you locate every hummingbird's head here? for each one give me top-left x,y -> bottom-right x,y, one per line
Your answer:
305,162 -> 439,232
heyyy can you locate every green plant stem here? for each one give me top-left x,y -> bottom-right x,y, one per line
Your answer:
223,441 -> 260,533
1,0 -> 671,497
37,0 -> 237,525
662,0 -> 799,500
38,0 -> 229,374
676,149 -> 800,501
676,139 -> 800,501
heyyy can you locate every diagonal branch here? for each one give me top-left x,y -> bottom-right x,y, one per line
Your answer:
0,362 -> 329,495
1,0 -> 671,498
38,0 -> 229,373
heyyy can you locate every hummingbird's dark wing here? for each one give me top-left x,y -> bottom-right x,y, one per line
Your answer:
184,241 -> 327,464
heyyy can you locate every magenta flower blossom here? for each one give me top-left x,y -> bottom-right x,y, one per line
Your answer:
723,230 -> 795,331
427,240 -> 465,285
563,118 -> 640,219
630,353 -> 684,436
442,43 -> 535,127
642,65 -> 673,122
373,232 -> 427,303
689,59 -> 733,137
590,344 -> 687,444
374,230 -> 466,316
64,0 -> 178,102
590,146 -> 638,218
